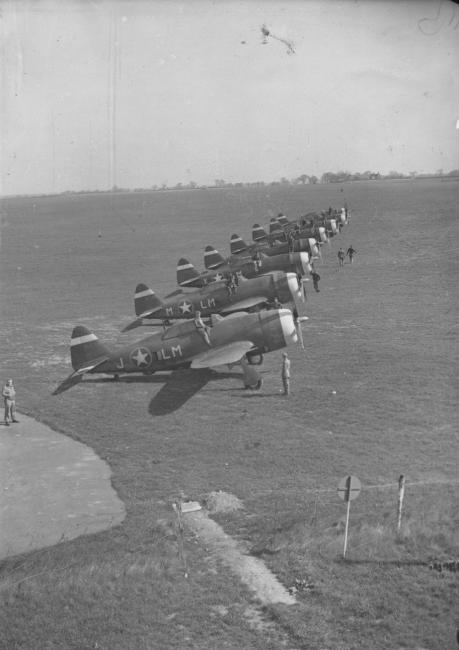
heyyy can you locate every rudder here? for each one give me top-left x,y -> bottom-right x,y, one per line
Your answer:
70,326 -> 111,371
177,258 -> 201,287
204,245 -> 226,270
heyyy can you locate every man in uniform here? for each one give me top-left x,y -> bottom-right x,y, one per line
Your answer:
310,268 -> 320,292
338,248 -> 345,267
3,378 -> 18,425
194,311 -> 212,347
281,352 -> 290,396
346,245 -> 357,263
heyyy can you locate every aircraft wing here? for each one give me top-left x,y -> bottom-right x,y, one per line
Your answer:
220,296 -> 268,313
53,355 -> 110,395
190,340 -> 254,368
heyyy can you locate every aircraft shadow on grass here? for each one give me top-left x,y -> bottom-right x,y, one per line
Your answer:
70,368 -> 245,416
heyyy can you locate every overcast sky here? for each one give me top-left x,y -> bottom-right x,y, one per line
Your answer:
2,0 -> 459,195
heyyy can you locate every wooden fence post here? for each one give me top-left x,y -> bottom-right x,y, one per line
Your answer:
397,475 -> 405,533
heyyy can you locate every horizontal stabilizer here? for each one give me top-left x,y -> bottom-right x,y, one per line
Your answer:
122,317 -> 145,332
190,340 -> 254,368
55,344 -> 110,395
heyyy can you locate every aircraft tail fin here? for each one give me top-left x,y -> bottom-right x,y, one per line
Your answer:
177,258 -> 202,287
53,326 -> 111,395
277,214 -> 289,227
204,245 -> 226,270
269,217 -> 283,234
252,223 -> 268,242
70,325 -> 111,372
230,234 -> 248,255
134,283 -> 163,317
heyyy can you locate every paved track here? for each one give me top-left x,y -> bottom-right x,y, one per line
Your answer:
0,413 -> 125,560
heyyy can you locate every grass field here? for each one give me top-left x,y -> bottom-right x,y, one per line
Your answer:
0,179 -> 458,649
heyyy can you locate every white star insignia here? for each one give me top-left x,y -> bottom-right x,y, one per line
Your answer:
214,273 -> 223,281
131,348 -> 152,367
179,300 -> 192,314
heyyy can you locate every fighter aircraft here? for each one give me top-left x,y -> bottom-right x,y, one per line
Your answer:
202,245 -> 312,279
299,212 -> 338,238
177,252 -> 311,289
232,231 -> 320,259
123,270 -> 305,331
53,308 -> 301,395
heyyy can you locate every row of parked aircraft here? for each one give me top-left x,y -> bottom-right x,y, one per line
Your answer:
54,207 -> 349,395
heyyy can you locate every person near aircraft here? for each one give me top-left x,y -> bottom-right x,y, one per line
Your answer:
194,311 -> 212,346
281,352 -> 290,396
268,296 -> 282,310
310,269 -> 320,292
346,245 -> 356,263
338,248 -> 345,267
225,276 -> 233,297
252,251 -> 262,272
3,378 -> 18,425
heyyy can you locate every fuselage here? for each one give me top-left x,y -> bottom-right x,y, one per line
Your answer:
93,309 -> 297,375
145,271 -> 300,320
206,251 -> 310,280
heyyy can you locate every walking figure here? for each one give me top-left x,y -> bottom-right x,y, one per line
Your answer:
310,269 -> 320,292
194,311 -> 212,347
3,379 -> 19,425
346,245 -> 356,263
338,248 -> 345,267
281,352 -> 290,396
252,252 -> 262,272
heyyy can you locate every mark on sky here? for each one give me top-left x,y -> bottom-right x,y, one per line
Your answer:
261,24 -> 295,55
418,0 -> 459,35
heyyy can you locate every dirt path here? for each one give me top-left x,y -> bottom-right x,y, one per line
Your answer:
184,509 -> 296,606
0,413 -> 125,560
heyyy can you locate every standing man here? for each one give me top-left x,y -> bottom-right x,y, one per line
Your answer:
194,311 -> 212,347
3,379 -> 18,425
310,268 -> 321,292
346,245 -> 357,263
281,352 -> 291,396
338,248 -> 345,267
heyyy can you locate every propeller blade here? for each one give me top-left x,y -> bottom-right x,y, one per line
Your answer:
294,315 -> 308,352
296,320 -> 305,351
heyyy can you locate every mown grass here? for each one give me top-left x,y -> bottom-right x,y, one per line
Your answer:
1,179 -> 458,648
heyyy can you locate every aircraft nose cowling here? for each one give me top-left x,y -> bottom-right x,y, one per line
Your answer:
296,251 -> 310,277
279,309 -> 298,346
286,272 -> 305,307
309,238 -> 319,257
258,308 -> 298,351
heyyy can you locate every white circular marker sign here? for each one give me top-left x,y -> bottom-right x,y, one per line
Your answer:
337,475 -> 361,502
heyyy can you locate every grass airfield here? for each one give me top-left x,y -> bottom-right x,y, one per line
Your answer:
0,179 -> 458,649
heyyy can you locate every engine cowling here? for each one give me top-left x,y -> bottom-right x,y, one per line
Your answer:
257,309 -> 298,352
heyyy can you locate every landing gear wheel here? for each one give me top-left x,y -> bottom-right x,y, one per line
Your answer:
113,374 -> 120,381
244,378 -> 263,391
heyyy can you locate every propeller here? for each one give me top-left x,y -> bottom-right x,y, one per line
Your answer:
294,315 -> 308,351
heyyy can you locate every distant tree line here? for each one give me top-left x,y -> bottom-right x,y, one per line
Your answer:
18,168 -> 459,199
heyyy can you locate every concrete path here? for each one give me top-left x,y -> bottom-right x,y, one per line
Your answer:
0,414 -> 125,560
185,510 -> 296,605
